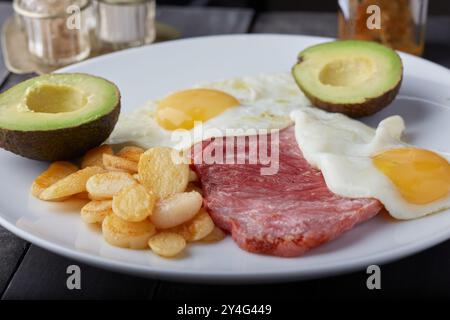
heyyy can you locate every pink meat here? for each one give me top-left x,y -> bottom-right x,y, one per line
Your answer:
192,126 -> 383,257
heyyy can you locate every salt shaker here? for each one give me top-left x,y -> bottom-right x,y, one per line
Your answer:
13,0 -> 92,67
95,0 -> 156,51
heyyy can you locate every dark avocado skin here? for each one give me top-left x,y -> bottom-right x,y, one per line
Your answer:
292,56 -> 403,118
0,74 -> 121,162
0,102 -> 120,161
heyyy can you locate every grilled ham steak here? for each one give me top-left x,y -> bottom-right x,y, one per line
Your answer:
192,126 -> 383,257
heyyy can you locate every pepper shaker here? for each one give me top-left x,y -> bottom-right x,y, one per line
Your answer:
95,0 -> 156,51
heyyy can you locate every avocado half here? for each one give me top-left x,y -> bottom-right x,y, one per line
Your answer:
0,73 -> 120,161
292,40 -> 403,118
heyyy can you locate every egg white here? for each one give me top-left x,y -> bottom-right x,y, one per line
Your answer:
291,108 -> 450,220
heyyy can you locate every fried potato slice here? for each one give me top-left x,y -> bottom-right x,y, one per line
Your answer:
148,232 -> 186,258
103,154 -> 138,173
81,145 -> 113,169
39,166 -> 104,201
138,147 -> 189,199
201,226 -> 226,243
170,208 -> 214,242
31,161 -> 78,198
81,200 -> 112,224
112,184 -> 156,222
117,146 -> 144,163
150,191 -> 202,229
102,213 -> 156,249
86,171 -> 137,200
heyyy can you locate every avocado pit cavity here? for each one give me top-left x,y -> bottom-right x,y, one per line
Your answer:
319,57 -> 375,87
25,83 -> 88,113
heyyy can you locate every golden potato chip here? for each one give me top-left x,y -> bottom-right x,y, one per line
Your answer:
201,226 -> 226,243
148,232 -> 186,258
138,147 -> 189,199
31,161 -> 78,198
81,200 -> 112,224
86,171 -> 137,200
102,213 -> 156,249
117,146 -> 144,163
171,208 -> 214,242
81,145 -> 113,168
103,154 -> 138,173
112,184 -> 156,222
150,191 -> 202,229
39,166 -> 104,201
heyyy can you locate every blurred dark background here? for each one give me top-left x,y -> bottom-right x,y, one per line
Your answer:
177,0 -> 449,15
1,0 -> 449,15
169,0 -> 448,15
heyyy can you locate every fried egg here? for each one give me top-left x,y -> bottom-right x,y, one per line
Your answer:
109,73 -> 310,149
291,108 -> 450,220
109,72 -> 450,220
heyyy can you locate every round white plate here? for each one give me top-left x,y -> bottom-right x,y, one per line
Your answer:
1,34 -> 450,283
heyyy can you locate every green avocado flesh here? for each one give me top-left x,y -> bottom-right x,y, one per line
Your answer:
292,40 -> 403,117
0,73 -> 119,131
0,73 -> 120,161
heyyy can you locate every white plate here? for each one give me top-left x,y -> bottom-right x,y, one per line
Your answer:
1,34 -> 450,283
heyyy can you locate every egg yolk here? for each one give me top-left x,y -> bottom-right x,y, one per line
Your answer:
156,89 -> 240,130
373,147 -> 450,205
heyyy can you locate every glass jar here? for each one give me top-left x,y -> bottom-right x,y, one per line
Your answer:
338,0 -> 428,56
13,0 -> 92,67
94,0 -> 156,51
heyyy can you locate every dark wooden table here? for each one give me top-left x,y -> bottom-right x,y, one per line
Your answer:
1,3 -> 450,300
